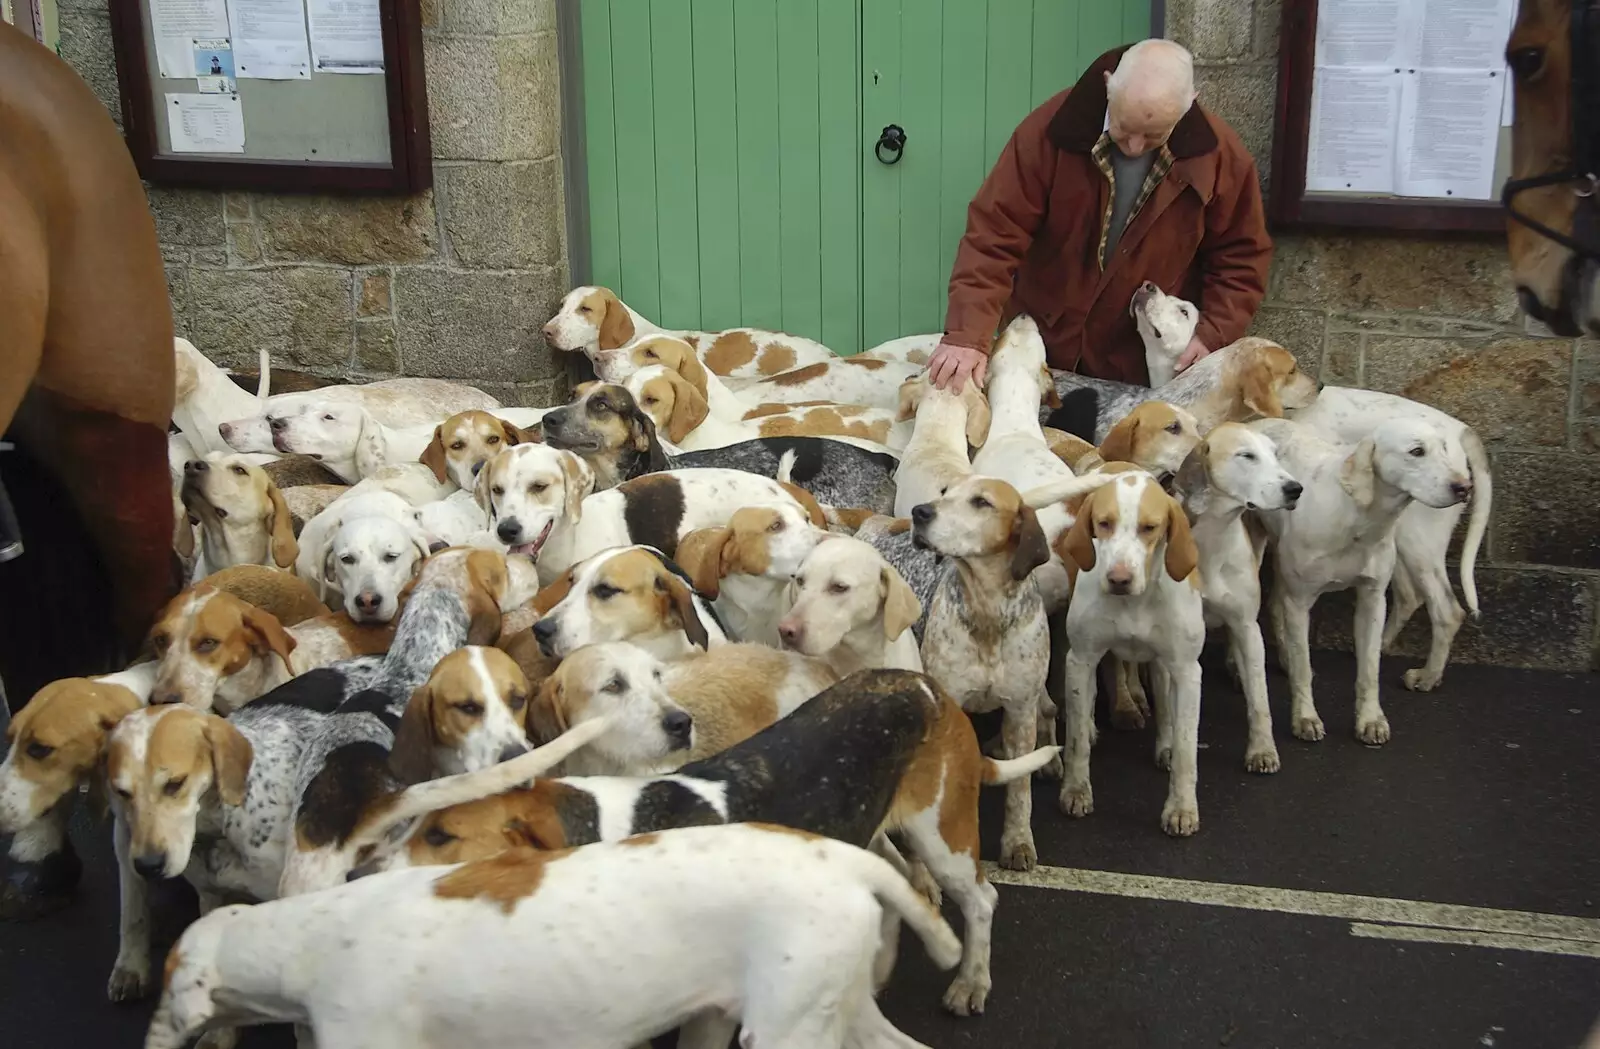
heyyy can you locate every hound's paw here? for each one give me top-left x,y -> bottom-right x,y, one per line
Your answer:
999,834 -> 1038,872
1110,702 -> 1147,731
909,863 -> 943,908
1402,668 -> 1441,692
1154,745 -> 1173,771
1244,744 -> 1282,774
942,975 -> 990,1017
1161,801 -> 1200,837
1058,785 -> 1094,818
1291,715 -> 1326,742
107,960 -> 150,1003
1355,715 -> 1392,746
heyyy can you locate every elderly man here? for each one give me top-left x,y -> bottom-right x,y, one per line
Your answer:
928,39 -> 1272,392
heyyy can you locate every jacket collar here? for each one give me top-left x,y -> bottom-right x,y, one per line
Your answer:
1046,45 -> 1219,160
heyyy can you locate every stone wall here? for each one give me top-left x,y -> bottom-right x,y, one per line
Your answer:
54,0 -> 568,407
1170,0 -> 1600,671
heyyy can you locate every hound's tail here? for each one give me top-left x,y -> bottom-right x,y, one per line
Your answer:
850,844 -> 963,970
256,347 -> 272,403
1019,471 -> 1116,510
982,745 -> 1062,785
1458,427 -> 1491,617
775,448 -> 798,485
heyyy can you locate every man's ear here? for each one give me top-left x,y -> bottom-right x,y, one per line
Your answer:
880,565 -> 921,641
674,527 -> 732,599
1009,505 -> 1051,581
1338,438 -> 1377,508
388,684 -> 438,785
419,426 -> 449,483
265,483 -> 298,568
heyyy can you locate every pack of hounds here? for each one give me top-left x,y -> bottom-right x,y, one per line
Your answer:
0,281 -> 1491,1049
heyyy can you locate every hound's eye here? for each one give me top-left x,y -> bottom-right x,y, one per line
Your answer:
486,435 -> 500,444
970,496 -> 991,510
937,486 -> 948,497
1409,446 -> 1426,458
162,777 -> 186,796
491,485 -> 505,497
24,741 -> 53,761
382,552 -> 400,564
530,481 -> 550,494
450,440 -> 466,451
114,786 -> 133,800
652,668 -> 663,681
423,825 -> 457,846
214,508 -> 229,520
592,583 -> 621,600
1096,519 -> 1114,531
195,638 -> 219,654
602,676 -> 626,694
1240,451 -> 1257,462
1138,523 -> 1158,535
150,634 -> 171,653
828,582 -> 850,594
768,519 -> 785,533
457,701 -> 484,716
323,414 -> 335,421
644,349 -> 659,359
1179,306 -> 1192,317
642,396 -> 658,406
341,554 -> 357,565
1507,46 -> 1545,79
1165,421 -> 1182,435
507,693 -> 527,712
230,465 -> 247,476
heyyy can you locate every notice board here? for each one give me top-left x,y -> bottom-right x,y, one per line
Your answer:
1269,0 -> 1515,234
109,0 -> 430,192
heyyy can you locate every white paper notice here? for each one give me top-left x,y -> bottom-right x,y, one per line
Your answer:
306,0 -> 384,73
1316,0 -> 1411,67
1307,68 -> 1401,193
226,0 -> 311,79
1396,71 -> 1503,199
1417,0 -> 1516,69
166,93 -> 246,153
150,0 -> 231,79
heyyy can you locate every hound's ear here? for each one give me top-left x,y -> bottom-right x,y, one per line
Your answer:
1059,496 -> 1097,573
205,715 -> 253,806
1098,413 -> 1138,465
240,604 -> 297,673
419,426 -> 449,483
559,451 -> 593,523
1338,437 -> 1378,508
637,413 -> 672,473
595,291 -> 635,351
880,565 -> 921,641
1173,441 -> 1210,516
1164,496 -> 1200,582
388,684 -> 438,785
1009,504 -> 1051,581
665,373 -> 710,444
674,527 -> 732,599
474,461 -> 495,516
529,674 -> 570,743
531,572 -> 573,616
505,422 -> 541,446
965,389 -> 993,448
265,483 -> 298,568
465,552 -> 509,645
1040,366 -> 1062,409
657,569 -> 711,650
777,482 -> 828,529
1241,359 -> 1285,419
896,378 -> 924,422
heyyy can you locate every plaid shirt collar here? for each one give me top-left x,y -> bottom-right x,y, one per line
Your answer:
1092,119 -> 1175,269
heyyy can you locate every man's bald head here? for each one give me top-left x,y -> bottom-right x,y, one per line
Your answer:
1104,39 -> 1198,157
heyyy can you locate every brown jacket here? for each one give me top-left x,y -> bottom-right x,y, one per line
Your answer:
943,46 -> 1272,385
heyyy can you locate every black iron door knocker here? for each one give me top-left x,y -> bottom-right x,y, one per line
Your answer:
875,124 -> 906,165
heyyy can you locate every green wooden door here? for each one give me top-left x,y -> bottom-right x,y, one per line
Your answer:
578,0 -> 1151,354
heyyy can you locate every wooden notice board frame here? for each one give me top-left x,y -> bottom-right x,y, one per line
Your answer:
1268,0 -> 1506,235
107,0 -> 431,193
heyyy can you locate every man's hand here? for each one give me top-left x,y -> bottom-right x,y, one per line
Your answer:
927,342 -> 988,393
1176,335 -> 1210,373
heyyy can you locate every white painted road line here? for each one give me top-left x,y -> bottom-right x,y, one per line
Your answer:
1348,923 -> 1600,959
987,864 -> 1600,947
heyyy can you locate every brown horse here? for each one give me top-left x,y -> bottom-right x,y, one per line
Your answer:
1,24 -> 180,911
1505,0 -> 1600,335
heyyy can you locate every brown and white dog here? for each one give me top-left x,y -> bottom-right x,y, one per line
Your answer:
529,640 -> 837,774
529,545 -> 729,660
418,410 -> 542,492
777,537 -> 924,676
675,503 -> 827,646
180,452 -> 297,581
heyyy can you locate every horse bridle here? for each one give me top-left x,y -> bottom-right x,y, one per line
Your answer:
1502,0 -> 1600,260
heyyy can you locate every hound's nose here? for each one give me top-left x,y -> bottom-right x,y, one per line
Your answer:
542,321 -> 558,339
1141,280 -> 1159,293
133,854 -> 168,880
269,416 -> 288,431
1450,479 -> 1474,501
662,710 -> 693,746
218,422 -> 233,439
471,460 -> 485,476
353,592 -> 382,615
910,503 -> 935,525
1283,480 -> 1304,503
531,619 -> 558,655
1106,566 -> 1134,595
496,520 -> 522,544
427,540 -> 448,554
777,621 -> 802,649
183,459 -> 207,474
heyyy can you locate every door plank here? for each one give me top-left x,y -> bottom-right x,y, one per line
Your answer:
690,0 -> 742,332
776,0 -> 824,341
1031,0 -> 1078,106
936,0 -> 989,318
861,0 -> 903,349
817,0 -> 861,353
578,0 -> 622,291
896,0 -> 945,339
983,0 -> 1034,166
650,0 -> 700,329
610,0 -> 662,321
732,1 -> 784,330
